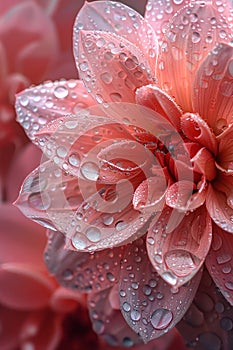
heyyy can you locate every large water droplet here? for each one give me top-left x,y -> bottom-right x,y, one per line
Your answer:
198,332 -> 221,350
80,162 -> 99,181
151,308 -> 173,330
86,226 -> 101,242
68,153 -> 81,167
130,309 -> 141,321
72,233 -> 87,250
54,86 -> 69,99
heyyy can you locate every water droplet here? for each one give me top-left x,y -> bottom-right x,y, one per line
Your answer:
151,308 -> 173,330
115,221 -> 127,231
162,271 -> 178,286
198,332 -> 221,350
19,95 -> 29,107
100,72 -> 113,84
93,320 -> 104,334
122,302 -> 131,312
28,192 -> 51,210
62,269 -> 74,281
86,226 -> 101,242
72,233 -> 87,250
192,32 -> 201,43
68,153 -> 80,167
106,272 -> 115,282
130,309 -> 141,321
103,215 -> 114,226
54,86 -> 69,99
110,93 -> 122,102
123,337 -> 134,347
56,146 -> 68,158
79,62 -> 89,72
225,281 -> 233,290
81,162 -> 99,181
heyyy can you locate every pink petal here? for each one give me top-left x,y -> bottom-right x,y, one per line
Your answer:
45,230 -> 123,293
88,287 -> 143,347
119,238 -> 202,341
145,0 -> 190,40
216,123 -> 233,174
206,223 -> 233,306
166,178 -> 207,211
0,204 -> 46,266
147,206 -> 212,288
158,3 -> 231,111
136,84 -> 182,130
15,79 -> 95,142
206,181 -> 233,233
181,113 -> 217,154
77,30 -> 153,103
0,263 -> 55,310
177,268 -> 233,350
74,1 -> 158,71
50,287 -> 83,313
191,148 -> 217,181
193,43 -> 233,135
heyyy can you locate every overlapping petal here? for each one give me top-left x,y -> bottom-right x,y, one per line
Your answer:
158,2 -> 231,111
193,43 -> 233,135
147,206 -> 212,287
119,238 -> 202,341
217,123 -> 233,174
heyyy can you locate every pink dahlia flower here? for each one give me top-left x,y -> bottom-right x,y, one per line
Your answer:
15,0 -> 233,348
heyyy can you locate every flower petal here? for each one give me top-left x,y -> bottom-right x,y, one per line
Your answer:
206,224 -> 233,306
77,30 -> 153,103
145,0 -> 190,40
147,206 -> 212,287
193,43 -> 233,135
45,230 -> 123,293
88,287 -> 143,347
119,238 -> 202,341
216,123 -> 233,174
206,181 -> 233,233
73,1 -> 158,72
158,2 -> 231,111
15,79 -> 95,142
0,263 -> 55,310
136,84 -> 182,130
177,268 -> 233,350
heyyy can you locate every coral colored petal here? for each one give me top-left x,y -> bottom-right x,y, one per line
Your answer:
77,30 -> 153,103
206,223 -> 233,306
191,148 -> 217,181
158,3 -> 231,111
88,287 -> 143,347
136,84 -> 182,130
74,1 -> 158,72
45,230 -> 123,293
166,179 -> 207,211
15,79 -> 95,142
0,263 -> 55,310
193,43 -> 233,135
181,113 -> 217,154
145,0 -> 190,40
206,182 -> 233,233
147,206 -> 212,288
50,287 -> 82,313
177,268 -> 233,350
119,238 -> 202,341
217,123 -> 233,174
0,204 -> 46,266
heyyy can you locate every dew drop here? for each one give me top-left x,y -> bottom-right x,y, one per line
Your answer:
100,72 -> 113,84
191,31 -> 201,43
72,233 -> 87,250
103,215 -> 114,226
54,86 -> 69,99
19,95 -> 29,107
198,332 -> 221,350
162,271 -> 178,286
79,62 -> 89,72
122,302 -> 131,312
56,146 -> 68,158
80,162 -> 99,181
130,309 -> 141,321
86,226 -> 101,242
68,153 -> 81,167
151,308 -> 173,330
93,320 -> 105,334
110,93 -> 122,102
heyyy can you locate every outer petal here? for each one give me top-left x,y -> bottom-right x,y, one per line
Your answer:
88,287 -> 143,347
206,223 -> 233,306
206,180 -> 233,233
147,206 -> 212,287
177,268 -> 233,350
73,1 -> 158,72
15,79 -> 95,142
145,0 -> 190,40
45,230 -> 123,293
158,2 -> 231,111
217,123 -> 233,174
77,30 -> 153,103
193,43 -> 233,135
119,238 -> 202,341
136,84 -> 182,130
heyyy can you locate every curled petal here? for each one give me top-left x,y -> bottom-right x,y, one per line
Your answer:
119,238 -> 202,341
88,287 -> 143,347
136,84 -> 182,130
177,268 -> 233,350
15,79 -> 95,142
145,0 -> 190,40
206,181 -> 233,233
193,43 -> 233,135
45,230 -> 123,293
206,224 -> 233,306
191,148 -> 217,181
73,1 -> 158,71
166,178 -> 207,211
147,206 -> 212,287
158,2 -> 231,111
181,113 -> 217,154
217,123 -> 233,174
77,30 -> 153,103
0,263 -> 56,310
